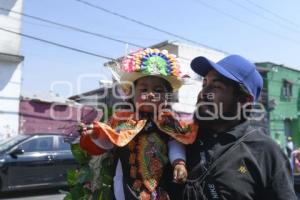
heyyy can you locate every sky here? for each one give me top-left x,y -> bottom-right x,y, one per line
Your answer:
17,0 -> 300,97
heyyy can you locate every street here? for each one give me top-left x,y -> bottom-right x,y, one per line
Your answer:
0,189 -> 299,200
0,188 -> 66,200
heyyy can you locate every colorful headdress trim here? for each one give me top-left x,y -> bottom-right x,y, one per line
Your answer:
122,48 -> 181,78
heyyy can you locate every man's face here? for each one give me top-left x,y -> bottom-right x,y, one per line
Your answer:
194,70 -> 239,123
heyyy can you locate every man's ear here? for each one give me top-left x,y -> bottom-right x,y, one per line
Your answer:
245,95 -> 254,103
239,95 -> 253,104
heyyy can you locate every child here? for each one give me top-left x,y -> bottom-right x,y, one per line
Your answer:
79,48 -> 198,200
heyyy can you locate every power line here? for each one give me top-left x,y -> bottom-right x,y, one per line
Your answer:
244,0 -> 300,29
74,0 -> 225,52
0,7 -> 144,48
0,27 -> 116,60
227,0 -> 300,34
7,14 -> 69,31
195,0 -> 300,45
75,0 -> 300,48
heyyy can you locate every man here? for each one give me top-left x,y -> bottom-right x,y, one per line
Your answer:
183,55 -> 297,200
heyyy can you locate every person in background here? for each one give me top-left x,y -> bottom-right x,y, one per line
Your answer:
287,136 -> 294,156
286,136 -> 295,170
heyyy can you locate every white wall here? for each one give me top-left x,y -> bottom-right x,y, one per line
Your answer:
0,0 -> 23,139
0,0 -> 23,55
177,42 -> 227,79
0,60 -> 22,139
177,42 -> 227,111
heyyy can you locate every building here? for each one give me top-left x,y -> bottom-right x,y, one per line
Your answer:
256,62 -> 300,149
0,0 -> 24,139
19,91 -> 102,135
69,80 -> 122,121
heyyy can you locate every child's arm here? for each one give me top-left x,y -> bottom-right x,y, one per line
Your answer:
79,122 -> 114,155
168,139 -> 187,183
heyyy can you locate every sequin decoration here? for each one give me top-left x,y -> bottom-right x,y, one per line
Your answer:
137,132 -> 168,192
122,48 -> 181,78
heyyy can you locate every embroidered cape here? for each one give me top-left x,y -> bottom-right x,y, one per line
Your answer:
80,111 -> 198,151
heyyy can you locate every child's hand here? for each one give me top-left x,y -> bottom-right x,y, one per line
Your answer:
78,123 -> 94,137
172,160 -> 187,183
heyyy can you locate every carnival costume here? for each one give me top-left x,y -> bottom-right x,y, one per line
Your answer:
80,49 -> 198,200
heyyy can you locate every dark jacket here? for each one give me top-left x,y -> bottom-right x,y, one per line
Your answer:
183,120 -> 297,200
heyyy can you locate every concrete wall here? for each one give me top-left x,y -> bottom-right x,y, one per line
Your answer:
0,0 -> 23,55
0,58 -> 23,139
0,0 -> 23,139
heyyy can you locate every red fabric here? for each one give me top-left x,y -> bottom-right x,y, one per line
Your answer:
80,134 -> 105,155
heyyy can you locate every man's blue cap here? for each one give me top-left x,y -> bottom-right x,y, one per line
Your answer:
191,55 -> 263,102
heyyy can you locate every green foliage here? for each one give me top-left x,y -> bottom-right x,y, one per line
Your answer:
97,185 -> 113,200
64,144 -> 93,200
70,184 -> 91,200
63,184 -> 91,200
65,107 -> 115,200
100,107 -> 113,123
77,166 -> 93,184
100,154 -> 114,182
66,144 -> 116,200
71,143 -> 90,165
63,192 -> 72,200
66,169 -> 77,186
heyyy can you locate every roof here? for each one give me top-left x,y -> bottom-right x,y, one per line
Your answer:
149,40 -> 229,55
21,91 -> 79,105
255,61 -> 300,73
0,52 -> 24,63
103,40 -> 229,67
68,80 -> 113,100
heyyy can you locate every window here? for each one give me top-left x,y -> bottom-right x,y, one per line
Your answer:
58,136 -> 71,151
20,137 -> 54,152
282,79 -> 293,100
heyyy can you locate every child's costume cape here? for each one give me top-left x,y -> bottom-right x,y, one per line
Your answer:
80,111 -> 198,154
